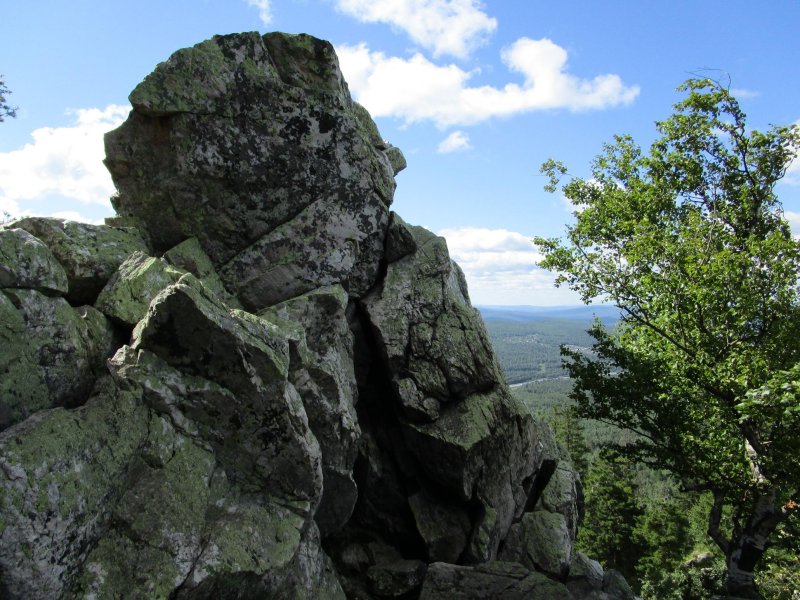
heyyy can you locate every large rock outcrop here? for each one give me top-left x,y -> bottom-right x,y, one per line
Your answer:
0,32 -> 629,599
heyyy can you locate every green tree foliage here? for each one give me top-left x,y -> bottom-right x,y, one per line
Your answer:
536,79 -> 800,598
0,76 -> 17,122
548,403 -> 590,475
577,453 -> 644,581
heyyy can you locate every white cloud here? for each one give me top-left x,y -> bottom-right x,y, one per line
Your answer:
245,0 -> 273,25
438,226 -> 579,305
0,105 -> 129,218
784,211 -> 800,237
437,130 -> 471,153
336,38 -> 639,127
334,0 -> 496,59
730,87 -> 760,99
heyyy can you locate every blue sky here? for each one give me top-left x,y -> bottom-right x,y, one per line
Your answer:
2,0 -> 799,305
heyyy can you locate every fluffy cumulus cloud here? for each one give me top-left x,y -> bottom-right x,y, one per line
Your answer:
437,130 -> 471,153
438,227 -> 577,305
0,104 -> 129,218
245,0 -> 273,25
337,37 -> 639,127
334,0 -> 496,59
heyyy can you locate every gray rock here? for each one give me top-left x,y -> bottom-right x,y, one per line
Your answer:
401,387 -> 542,561
363,225 -> 501,400
162,236 -> 241,307
0,378 -> 150,599
419,561 -> 571,600
603,568 -> 638,600
0,227 -> 68,294
0,289 -> 117,429
366,559 -> 427,597
106,32 -> 399,310
260,285 -> 360,536
95,251 -> 185,327
384,212 -> 417,263
126,274 -> 322,502
498,511 -> 572,579
567,551 -> 605,597
537,464 -> 584,541
11,217 -> 148,304
409,489 -> 471,562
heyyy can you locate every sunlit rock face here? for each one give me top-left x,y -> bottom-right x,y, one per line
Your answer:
105,32 -> 399,312
0,31 -> 619,600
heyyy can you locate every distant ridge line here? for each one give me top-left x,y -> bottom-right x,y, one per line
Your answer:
477,304 -> 620,323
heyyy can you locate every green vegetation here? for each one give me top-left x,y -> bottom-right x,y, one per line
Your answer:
483,318 -> 596,384
535,79 -> 800,597
0,76 -> 16,122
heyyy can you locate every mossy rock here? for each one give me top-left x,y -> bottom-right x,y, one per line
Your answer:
0,227 -> 68,295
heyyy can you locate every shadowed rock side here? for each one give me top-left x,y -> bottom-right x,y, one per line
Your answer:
0,32 -> 635,599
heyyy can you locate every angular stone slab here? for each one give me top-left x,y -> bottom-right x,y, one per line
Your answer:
0,227 -> 68,295
11,217 -> 148,305
127,274 -> 321,502
0,379 -> 149,599
260,285 -> 360,536
95,251 -> 185,327
498,510 -> 572,579
0,289 -> 116,429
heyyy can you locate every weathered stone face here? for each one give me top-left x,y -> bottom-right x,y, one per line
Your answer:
105,32 -> 399,311
0,31 -> 629,600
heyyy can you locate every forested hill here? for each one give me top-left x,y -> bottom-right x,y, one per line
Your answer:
478,304 -> 619,323
477,305 -> 618,385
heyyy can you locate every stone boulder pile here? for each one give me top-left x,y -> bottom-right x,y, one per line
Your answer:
0,32 -> 635,599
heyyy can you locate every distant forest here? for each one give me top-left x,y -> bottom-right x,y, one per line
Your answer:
482,311 -> 800,599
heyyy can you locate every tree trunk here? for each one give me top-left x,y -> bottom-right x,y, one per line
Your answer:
724,491 -> 789,599
725,538 -> 763,598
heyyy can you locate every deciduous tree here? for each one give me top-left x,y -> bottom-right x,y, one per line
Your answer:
536,79 -> 800,598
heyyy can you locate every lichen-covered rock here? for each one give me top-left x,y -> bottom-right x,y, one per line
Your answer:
0,30 -> 637,600
408,490 -> 471,563
0,378 -> 149,599
418,561 -> 572,600
567,552 -> 606,598
162,236 -> 241,307
95,251 -> 185,327
0,289 -> 117,429
498,510 -> 572,579
401,387 -> 542,561
0,227 -> 68,295
537,464 -> 585,541
363,225 -> 500,400
366,559 -> 427,597
259,285 -> 360,536
10,218 -> 148,305
126,274 -> 322,502
105,31 -> 401,310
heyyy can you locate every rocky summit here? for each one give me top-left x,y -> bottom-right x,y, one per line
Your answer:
0,32 -> 634,599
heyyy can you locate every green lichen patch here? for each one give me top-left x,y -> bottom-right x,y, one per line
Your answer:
76,418 -> 216,599
95,251 -> 185,327
0,227 -> 68,295
0,378 -> 149,597
163,236 -> 241,307
0,288 -> 115,429
11,217 -> 148,305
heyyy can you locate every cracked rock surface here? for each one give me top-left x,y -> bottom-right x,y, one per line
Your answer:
0,31 -> 630,599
